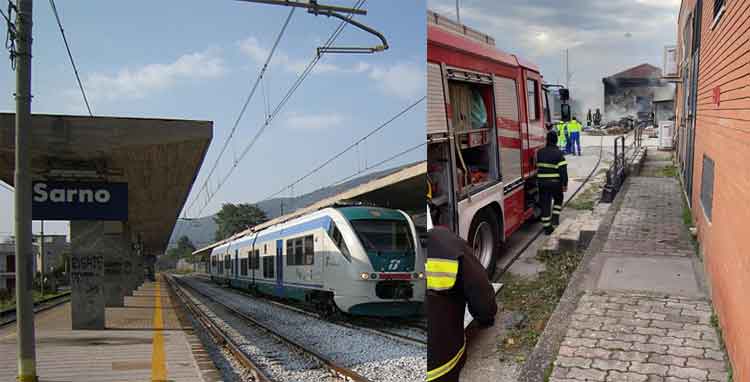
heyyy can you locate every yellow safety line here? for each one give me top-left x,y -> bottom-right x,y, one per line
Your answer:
151,279 -> 167,381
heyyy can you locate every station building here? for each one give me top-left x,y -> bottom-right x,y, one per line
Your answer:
674,0 -> 750,378
0,113 -> 212,328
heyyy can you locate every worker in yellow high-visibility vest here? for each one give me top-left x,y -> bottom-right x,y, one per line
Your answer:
568,116 -> 583,156
556,121 -> 569,154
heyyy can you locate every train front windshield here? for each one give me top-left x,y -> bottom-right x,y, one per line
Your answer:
350,219 -> 415,253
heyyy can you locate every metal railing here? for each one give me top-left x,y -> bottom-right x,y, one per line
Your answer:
601,126 -> 644,203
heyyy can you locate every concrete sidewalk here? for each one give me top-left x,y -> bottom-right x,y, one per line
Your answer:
547,151 -> 730,382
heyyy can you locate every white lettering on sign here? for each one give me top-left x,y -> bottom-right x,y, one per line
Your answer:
33,182 -> 113,204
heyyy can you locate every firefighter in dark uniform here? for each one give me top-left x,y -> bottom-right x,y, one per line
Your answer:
537,130 -> 569,234
426,219 -> 497,381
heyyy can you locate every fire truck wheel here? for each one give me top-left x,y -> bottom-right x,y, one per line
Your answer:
468,209 -> 500,278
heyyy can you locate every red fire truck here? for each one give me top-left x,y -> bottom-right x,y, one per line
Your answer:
427,11 -> 559,276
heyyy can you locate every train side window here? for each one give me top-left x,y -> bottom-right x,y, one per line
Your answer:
263,256 -> 274,278
304,235 -> 314,265
240,257 -> 248,276
224,255 -> 230,273
329,224 -> 351,261
286,240 -> 294,265
250,249 -> 260,269
527,79 -> 539,121
294,239 -> 304,265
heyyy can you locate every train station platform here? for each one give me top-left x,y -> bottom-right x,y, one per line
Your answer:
0,277 -> 219,382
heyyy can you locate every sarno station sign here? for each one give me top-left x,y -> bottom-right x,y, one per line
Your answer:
32,181 -> 128,220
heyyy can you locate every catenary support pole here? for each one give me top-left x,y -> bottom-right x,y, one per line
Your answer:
14,0 -> 38,381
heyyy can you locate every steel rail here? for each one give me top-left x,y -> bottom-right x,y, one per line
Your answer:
0,291 -> 71,328
171,275 -> 374,382
190,275 -> 427,347
164,275 -> 275,382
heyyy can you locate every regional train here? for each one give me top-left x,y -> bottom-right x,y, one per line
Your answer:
208,205 -> 425,317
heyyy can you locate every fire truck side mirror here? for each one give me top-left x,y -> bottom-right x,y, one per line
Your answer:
561,104 -> 571,122
559,88 -> 570,101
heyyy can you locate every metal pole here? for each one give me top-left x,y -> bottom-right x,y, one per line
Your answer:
14,0 -> 37,381
455,0 -> 460,24
565,49 -> 570,88
39,221 -> 43,296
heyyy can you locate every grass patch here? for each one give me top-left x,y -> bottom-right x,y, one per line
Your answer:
0,290 -> 68,312
496,249 -> 585,362
710,313 -> 734,382
567,180 -> 604,211
655,164 -> 678,178
567,167 -> 609,211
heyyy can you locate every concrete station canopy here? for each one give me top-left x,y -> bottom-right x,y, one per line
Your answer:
0,113 -> 212,254
194,161 -> 426,257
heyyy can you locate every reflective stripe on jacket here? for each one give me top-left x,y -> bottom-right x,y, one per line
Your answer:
427,258 -> 458,291
536,144 -> 568,187
427,227 -> 497,382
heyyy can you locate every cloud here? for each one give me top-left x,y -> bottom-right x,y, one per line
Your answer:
79,49 -> 226,103
238,37 -> 424,100
368,62 -> 426,100
284,112 -> 347,130
238,37 -> 342,75
428,0 -> 679,110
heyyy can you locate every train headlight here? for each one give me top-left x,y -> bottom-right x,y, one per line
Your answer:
370,273 -> 378,280
418,272 -> 425,279
360,272 -> 370,280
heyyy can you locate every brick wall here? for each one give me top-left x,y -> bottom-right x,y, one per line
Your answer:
688,0 -> 750,379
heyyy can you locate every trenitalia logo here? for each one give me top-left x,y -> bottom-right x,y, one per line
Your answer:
31,181 -> 128,221
33,182 -> 112,204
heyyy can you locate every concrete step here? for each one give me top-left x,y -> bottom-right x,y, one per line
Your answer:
540,203 -> 612,256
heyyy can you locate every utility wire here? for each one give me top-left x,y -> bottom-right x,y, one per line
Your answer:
189,0 -> 365,218
188,7 -> 296,217
261,95 -> 425,202
331,141 -> 426,187
48,0 -> 92,116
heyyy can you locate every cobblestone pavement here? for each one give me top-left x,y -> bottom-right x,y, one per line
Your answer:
549,169 -> 729,381
600,177 -> 695,258
551,292 -> 728,381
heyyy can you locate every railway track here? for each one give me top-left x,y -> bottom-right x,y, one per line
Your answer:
189,276 -> 427,347
173,275 -> 425,382
492,135 -> 608,284
0,291 -> 71,328
167,274 -> 372,382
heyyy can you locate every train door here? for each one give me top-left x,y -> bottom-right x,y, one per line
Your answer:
234,250 -> 239,278
275,239 -> 284,296
309,234 -> 324,282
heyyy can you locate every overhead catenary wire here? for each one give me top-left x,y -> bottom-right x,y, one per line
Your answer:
330,141 -> 426,188
260,95 -> 425,202
186,7 -> 296,217
48,0 -> 92,116
188,0 -> 366,218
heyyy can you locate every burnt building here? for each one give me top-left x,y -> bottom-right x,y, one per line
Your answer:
602,63 -> 674,121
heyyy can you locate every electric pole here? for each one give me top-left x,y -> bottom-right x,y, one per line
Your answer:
456,0 -> 461,24
39,220 -> 44,296
13,0 -> 38,381
565,49 -> 572,89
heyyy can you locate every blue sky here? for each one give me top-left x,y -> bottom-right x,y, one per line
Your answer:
0,0 -> 426,236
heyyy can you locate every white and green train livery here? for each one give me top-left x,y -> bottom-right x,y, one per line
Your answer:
209,206 -> 425,317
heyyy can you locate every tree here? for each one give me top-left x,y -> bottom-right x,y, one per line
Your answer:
165,236 -> 195,260
214,203 -> 268,241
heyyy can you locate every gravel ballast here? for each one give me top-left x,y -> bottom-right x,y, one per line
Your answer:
180,276 -> 426,382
